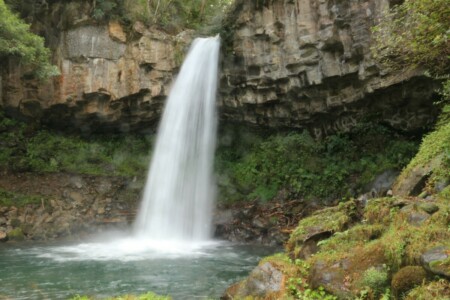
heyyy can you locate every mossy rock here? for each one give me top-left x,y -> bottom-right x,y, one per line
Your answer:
223,262 -> 285,299
420,246 -> 450,279
364,197 -> 399,225
286,201 -> 359,258
419,202 -> 440,214
404,279 -> 450,300
7,228 -> 25,241
394,121 -> 450,196
391,266 -> 427,297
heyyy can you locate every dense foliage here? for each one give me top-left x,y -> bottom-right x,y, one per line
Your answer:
0,0 -> 57,79
0,112 -> 152,177
216,124 -> 418,203
372,0 -> 450,119
372,0 -> 449,76
88,0 -> 233,32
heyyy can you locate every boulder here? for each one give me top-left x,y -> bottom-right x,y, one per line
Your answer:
222,262 -> 284,299
420,246 -> 450,279
393,155 -> 443,196
391,266 -> 427,297
365,170 -> 400,197
419,202 -> 439,215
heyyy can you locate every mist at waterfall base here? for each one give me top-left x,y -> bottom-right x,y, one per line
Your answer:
0,37 -> 278,299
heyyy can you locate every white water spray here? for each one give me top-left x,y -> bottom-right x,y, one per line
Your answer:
134,36 -> 221,242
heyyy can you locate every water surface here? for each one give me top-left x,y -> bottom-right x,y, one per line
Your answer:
0,239 -> 276,299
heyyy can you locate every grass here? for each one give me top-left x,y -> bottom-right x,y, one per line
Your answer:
0,188 -> 45,207
405,279 -> 450,300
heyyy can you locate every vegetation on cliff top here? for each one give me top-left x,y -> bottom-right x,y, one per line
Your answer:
372,0 -> 450,119
372,0 -> 449,76
0,0 -> 58,79
5,0 -> 233,32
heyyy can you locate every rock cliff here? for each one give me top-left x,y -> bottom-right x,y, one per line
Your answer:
0,1 -> 191,132
0,0 -> 439,133
219,0 -> 438,135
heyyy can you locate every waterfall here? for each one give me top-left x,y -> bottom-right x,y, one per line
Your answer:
134,36 -> 220,242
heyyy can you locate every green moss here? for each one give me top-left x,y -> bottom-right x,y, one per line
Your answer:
364,197 -> 399,225
400,120 -> 450,189
8,228 -> 24,240
277,196 -> 450,298
316,224 -> 386,256
286,201 -> 357,255
438,185 -> 450,199
429,256 -> 450,275
391,266 -> 427,297
405,279 -> 450,300
0,188 -> 44,207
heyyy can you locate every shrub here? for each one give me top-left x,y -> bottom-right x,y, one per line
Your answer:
0,0 -> 58,79
215,124 -> 418,203
358,266 -> 389,297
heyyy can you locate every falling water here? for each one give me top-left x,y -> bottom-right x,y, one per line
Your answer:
134,36 -> 221,242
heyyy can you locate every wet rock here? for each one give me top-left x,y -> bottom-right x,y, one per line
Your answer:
0,230 -> 7,242
420,246 -> 450,279
252,217 -> 268,229
366,170 -> 400,197
213,209 -> 233,225
223,262 -> 284,299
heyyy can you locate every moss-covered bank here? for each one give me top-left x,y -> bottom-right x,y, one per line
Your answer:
225,115 -> 450,300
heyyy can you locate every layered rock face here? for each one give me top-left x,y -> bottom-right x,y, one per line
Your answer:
1,1 -> 190,132
0,0 -> 439,133
220,0 -> 438,135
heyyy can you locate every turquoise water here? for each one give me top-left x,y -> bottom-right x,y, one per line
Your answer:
0,239 -> 276,299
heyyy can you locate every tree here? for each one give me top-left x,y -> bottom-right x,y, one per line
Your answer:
372,0 -> 450,122
372,0 -> 449,76
0,0 -> 58,79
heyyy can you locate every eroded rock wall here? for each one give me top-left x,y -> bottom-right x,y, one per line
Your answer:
220,0 -> 438,136
1,1 -> 192,132
0,0 -> 439,133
